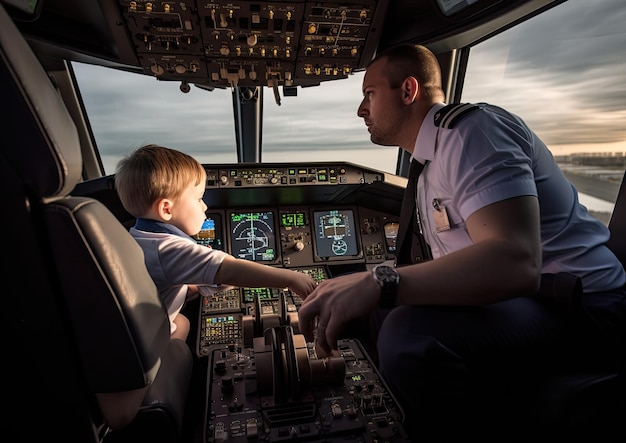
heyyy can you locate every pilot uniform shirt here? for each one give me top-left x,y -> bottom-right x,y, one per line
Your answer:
130,219 -> 229,335
413,102 -> 625,293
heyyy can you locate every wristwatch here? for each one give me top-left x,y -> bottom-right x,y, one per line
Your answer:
372,265 -> 400,308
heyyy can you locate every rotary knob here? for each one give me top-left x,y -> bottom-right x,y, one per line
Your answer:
150,63 -> 165,76
364,219 -> 378,234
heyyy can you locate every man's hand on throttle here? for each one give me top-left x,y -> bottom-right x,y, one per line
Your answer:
297,270 -> 380,355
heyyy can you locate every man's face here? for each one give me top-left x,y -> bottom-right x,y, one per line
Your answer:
357,58 -> 406,147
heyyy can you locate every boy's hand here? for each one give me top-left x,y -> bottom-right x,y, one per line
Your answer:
287,271 -> 318,298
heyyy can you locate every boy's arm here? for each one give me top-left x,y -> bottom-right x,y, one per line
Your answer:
214,255 -> 317,297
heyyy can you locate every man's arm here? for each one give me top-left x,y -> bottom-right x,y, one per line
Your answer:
298,195 -> 542,353
395,195 -> 542,306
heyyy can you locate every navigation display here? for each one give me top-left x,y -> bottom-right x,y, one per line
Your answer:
228,210 -> 278,262
312,208 -> 360,261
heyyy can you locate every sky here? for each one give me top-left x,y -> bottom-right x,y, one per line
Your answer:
73,0 -> 626,177
462,0 -> 626,152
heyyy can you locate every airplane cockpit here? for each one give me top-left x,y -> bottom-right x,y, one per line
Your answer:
2,0 -> 625,442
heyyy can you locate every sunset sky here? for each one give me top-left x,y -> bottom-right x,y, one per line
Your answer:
74,0 -> 625,176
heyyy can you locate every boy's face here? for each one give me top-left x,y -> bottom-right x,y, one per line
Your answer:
168,181 -> 208,236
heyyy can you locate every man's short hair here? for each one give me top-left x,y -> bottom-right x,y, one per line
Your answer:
371,44 -> 444,98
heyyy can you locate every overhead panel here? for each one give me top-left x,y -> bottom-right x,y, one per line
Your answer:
198,1 -> 305,89
119,1 -> 207,81
117,0 -> 387,89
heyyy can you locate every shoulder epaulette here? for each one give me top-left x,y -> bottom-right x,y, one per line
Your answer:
433,103 -> 480,129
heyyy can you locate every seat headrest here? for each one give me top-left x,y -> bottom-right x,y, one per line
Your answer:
0,4 -> 82,199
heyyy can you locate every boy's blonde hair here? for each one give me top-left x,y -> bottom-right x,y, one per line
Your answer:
115,144 -> 206,217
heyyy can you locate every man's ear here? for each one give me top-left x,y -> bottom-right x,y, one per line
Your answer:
155,198 -> 174,221
402,76 -> 419,104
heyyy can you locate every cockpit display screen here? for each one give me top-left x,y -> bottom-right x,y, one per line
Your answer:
281,212 -> 307,228
312,208 -> 359,260
229,210 -> 278,262
193,212 -> 224,250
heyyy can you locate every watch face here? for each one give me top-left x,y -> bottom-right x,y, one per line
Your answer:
375,265 -> 399,285
374,265 -> 399,308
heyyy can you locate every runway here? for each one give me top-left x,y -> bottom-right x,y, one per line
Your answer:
562,170 -> 622,204
562,168 -> 624,225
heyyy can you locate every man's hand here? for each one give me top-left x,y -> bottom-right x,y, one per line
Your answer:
298,270 -> 380,355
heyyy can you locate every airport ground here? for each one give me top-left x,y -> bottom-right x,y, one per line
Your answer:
558,163 -> 624,226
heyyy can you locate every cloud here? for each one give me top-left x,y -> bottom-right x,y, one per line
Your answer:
262,71 -> 371,149
75,0 -> 626,174
462,0 -> 626,147
75,64 -> 239,158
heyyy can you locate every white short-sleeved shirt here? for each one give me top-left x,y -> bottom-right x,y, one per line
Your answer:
130,226 -> 229,334
412,102 -> 625,292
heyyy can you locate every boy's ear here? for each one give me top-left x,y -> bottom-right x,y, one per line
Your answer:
155,198 -> 174,221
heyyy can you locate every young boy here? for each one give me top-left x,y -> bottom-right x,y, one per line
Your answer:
115,144 -> 317,341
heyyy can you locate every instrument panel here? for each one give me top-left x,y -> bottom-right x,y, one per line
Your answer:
193,202 -> 397,356
197,268 -> 410,442
203,162 -> 375,188
187,162 -> 409,441
204,334 -> 409,442
192,204 -> 399,268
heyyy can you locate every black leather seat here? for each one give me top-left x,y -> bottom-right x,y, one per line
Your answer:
0,4 -> 193,442
519,177 -> 626,441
